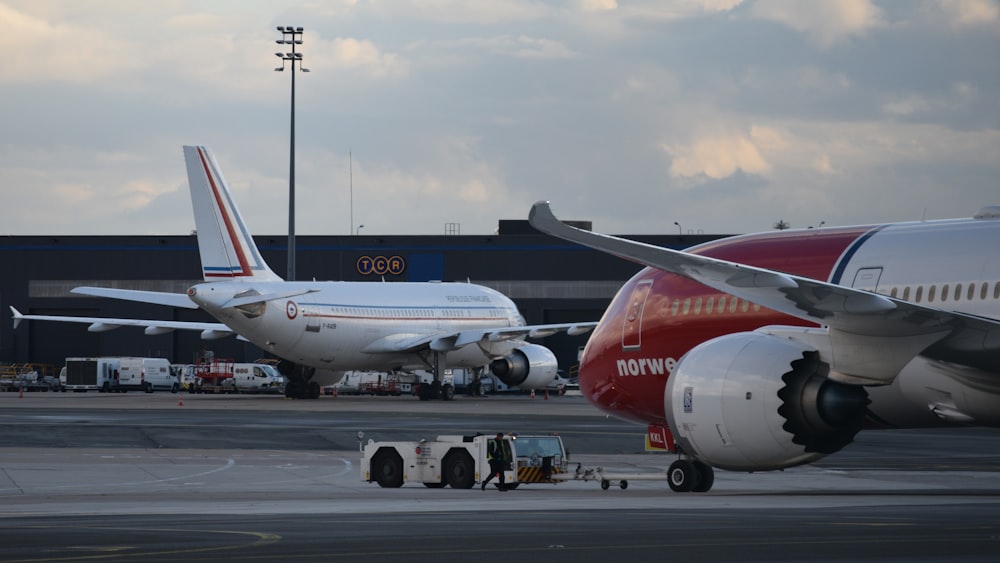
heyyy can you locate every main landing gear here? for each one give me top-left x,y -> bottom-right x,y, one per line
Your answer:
666,458 -> 715,493
416,351 -> 455,401
278,361 -> 321,400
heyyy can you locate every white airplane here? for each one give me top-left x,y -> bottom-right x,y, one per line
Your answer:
529,201 -> 1000,492
9,146 -> 595,399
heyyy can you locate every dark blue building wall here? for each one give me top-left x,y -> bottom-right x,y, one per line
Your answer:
1,231 -> 724,371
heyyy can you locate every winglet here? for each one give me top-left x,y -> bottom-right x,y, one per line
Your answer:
10,306 -> 22,329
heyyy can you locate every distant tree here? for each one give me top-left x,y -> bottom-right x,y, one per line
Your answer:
773,220 -> 790,230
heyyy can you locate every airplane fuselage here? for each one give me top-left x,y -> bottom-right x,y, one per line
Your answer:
188,280 -> 525,374
581,216 -> 1000,430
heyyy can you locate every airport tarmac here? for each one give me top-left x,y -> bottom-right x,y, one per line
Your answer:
2,392 -> 1000,561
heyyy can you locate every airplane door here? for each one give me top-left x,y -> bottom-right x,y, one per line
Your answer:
621,279 -> 654,351
852,267 -> 883,292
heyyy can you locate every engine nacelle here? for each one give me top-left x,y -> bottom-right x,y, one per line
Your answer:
664,331 -> 869,472
489,344 -> 559,389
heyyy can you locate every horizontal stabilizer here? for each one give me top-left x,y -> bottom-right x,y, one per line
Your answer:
72,287 -> 198,309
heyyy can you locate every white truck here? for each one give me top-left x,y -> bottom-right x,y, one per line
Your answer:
361,433 -> 568,489
63,357 -> 121,392
117,357 -> 177,393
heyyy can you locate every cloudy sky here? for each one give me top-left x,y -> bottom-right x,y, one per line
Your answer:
1,0 -> 998,237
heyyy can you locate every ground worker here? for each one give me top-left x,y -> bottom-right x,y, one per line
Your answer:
481,433 -> 512,491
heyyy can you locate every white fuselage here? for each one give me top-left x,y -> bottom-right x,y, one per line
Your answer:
187,281 -> 525,374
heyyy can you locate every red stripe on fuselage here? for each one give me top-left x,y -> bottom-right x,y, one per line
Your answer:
197,148 -> 254,278
580,226 -> 874,425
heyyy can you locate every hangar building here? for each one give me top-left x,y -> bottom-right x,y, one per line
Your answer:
1,220 -> 725,374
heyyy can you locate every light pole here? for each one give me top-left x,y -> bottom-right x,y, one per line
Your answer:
356,224 -> 365,236
674,221 -> 682,236
275,26 -> 309,281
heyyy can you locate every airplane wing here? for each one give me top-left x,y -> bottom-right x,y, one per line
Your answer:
10,307 -> 237,340
360,322 -> 597,354
529,201 -> 1000,384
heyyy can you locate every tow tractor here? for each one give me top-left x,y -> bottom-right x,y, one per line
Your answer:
361,433 -> 569,489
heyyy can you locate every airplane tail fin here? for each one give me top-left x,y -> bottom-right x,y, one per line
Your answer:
183,146 -> 283,282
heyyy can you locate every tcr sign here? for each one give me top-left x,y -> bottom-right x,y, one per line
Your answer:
357,255 -> 406,276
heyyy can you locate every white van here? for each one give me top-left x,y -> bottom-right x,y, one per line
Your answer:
118,357 -> 177,393
231,363 -> 285,393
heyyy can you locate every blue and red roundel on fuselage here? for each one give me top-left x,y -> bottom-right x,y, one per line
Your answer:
579,226 -> 877,426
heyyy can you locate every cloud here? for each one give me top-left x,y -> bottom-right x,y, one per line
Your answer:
933,0 -> 1000,27
428,35 -> 575,59
749,0 -> 884,47
0,3 -> 141,83
312,37 -> 408,77
664,130 -> 773,182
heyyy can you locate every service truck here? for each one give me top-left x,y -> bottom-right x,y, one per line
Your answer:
361,433 -> 568,489
63,357 -> 121,392
117,357 -> 176,393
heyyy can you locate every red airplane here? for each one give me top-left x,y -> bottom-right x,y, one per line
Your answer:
530,201 -> 1000,492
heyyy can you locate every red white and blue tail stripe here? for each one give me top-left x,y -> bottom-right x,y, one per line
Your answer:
183,146 -> 282,282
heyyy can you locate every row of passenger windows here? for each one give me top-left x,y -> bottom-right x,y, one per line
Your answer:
667,296 -> 763,317
883,281 -> 1000,304
328,307 -> 507,319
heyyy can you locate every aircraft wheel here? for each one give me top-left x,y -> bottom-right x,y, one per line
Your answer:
620,480 -> 629,490
667,459 -> 700,493
601,479 -> 610,490
307,381 -> 321,399
443,451 -> 475,489
373,450 -> 404,488
692,461 -> 715,492
441,383 -> 455,401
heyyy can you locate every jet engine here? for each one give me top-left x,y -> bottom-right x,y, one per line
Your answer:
489,344 -> 559,390
664,331 -> 869,472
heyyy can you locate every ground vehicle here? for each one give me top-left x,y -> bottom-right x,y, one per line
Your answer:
0,364 -> 61,392
177,360 -> 284,394
117,357 -> 176,393
362,433 -> 568,489
63,357 -> 121,392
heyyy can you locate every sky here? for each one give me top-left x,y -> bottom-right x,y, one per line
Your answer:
1,0 -> 998,237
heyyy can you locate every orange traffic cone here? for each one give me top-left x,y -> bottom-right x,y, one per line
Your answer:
333,386 -> 338,398
178,394 -> 184,407
544,390 -> 549,400
530,389 -> 535,399
19,386 -> 24,399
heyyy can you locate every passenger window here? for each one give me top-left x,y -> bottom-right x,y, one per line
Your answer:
915,286 -> 923,303
982,282 -> 989,300
682,298 -> 691,315
927,285 -> 936,303
941,284 -> 949,301
995,282 -> 1000,300
705,297 -> 714,315
954,283 -> 962,301
890,287 -> 898,298
903,287 -> 910,300
694,297 -> 703,315
729,298 -> 737,313
741,300 -> 749,313
968,284 -> 976,300
717,297 -> 726,314
752,303 -> 761,312
671,299 -> 680,316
